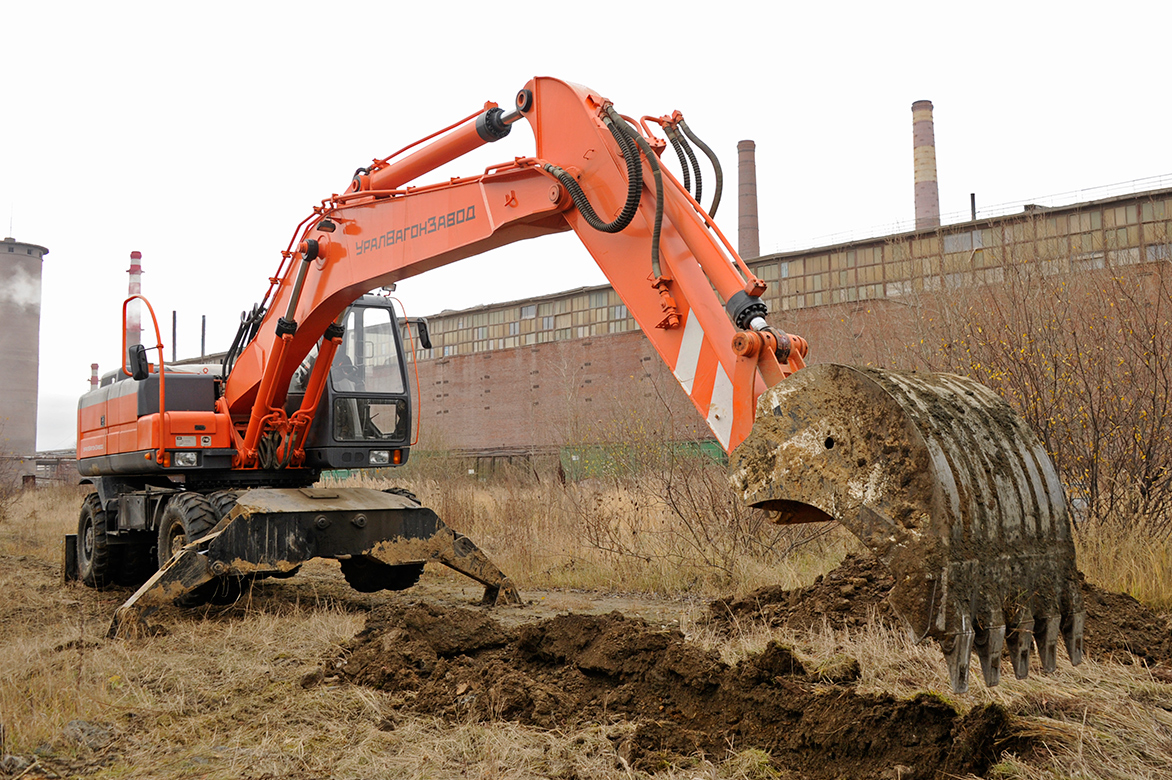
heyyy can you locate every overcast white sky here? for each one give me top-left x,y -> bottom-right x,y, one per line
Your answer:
5,1 -> 1170,450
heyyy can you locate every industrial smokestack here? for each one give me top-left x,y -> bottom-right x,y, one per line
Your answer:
126,251 -> 143,361
0,236 -> 47,461
737,140 -> 760,259
912,100 -> 940,230
90,363 -> 99,388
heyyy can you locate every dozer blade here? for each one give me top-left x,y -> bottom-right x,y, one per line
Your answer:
729,364 -> 1084,692
109,487 -> 520,637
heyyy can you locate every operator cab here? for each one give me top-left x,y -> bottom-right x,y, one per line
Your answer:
288,295 -> 415,470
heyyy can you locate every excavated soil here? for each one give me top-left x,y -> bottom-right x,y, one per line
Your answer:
711,554 -> 1172,671
331,598 -> 1021,780
329,553 -> 1172,778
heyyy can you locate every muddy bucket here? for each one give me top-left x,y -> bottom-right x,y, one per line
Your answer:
729,364 -> 1084,692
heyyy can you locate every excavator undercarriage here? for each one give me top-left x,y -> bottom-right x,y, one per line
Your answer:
106,487 -> 520,637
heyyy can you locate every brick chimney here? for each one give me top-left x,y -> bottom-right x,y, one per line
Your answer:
737,140 -> 760,258
912,101 -> 940,230
126,251 -> 143,360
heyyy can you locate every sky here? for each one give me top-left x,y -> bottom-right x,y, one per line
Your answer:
4,0 -> 1171,450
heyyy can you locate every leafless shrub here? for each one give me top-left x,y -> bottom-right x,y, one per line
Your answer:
897,215 -> 1172,533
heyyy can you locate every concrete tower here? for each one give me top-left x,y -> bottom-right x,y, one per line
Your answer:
0,237 -> 48,463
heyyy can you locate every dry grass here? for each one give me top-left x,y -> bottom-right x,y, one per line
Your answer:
1074,519 -> 1172,612
3,481 -> 1172,779
328,467 -> 857,599
680,609 -> 1172,780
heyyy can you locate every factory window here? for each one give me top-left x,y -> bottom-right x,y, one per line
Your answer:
541,316 -> 554,330
508,321 -> 519,336
590,291 -> 608,308
611,304 -> 627,320
521,305 -> 536,319
475,326 -> 487,339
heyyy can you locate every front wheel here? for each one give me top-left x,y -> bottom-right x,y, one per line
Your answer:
156,493 -> 240,606
156,493 -> 217,569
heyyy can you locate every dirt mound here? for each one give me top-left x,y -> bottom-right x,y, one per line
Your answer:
710,553 -> 899,632
1080,586 -> 1172,668
333,603 -> 1020,779
711,554 -> 1172,669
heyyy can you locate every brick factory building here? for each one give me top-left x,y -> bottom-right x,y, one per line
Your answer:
407,181 -> 1172,458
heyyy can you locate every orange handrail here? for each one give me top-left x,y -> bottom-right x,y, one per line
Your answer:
121,294 -> 168,463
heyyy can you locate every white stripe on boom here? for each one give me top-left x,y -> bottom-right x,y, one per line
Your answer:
673,309 -> 703,394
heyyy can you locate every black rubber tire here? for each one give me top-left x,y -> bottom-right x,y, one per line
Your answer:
340,557 -> 424,593
157,492 -> 240,607
156,492 -> 217,569
207,490 -> 240,524
77,494 -> 111,588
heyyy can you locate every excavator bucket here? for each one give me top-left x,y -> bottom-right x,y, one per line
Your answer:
729,364 -> 1084,692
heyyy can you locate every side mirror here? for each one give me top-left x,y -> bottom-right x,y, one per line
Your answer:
129,344 -> 150,381
415,318 -> 432,350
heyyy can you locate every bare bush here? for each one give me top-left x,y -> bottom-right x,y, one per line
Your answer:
898,216 -> 1172,532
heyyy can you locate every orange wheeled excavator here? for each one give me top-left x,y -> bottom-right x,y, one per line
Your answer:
69,77 -> 1083,693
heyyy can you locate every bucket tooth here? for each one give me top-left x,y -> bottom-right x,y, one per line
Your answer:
1034,614 -> 1063,673
974,625 -> 1005,687
942,628 -> 975,694
1062,610 -> 1085,665
1006,620 -> 1035,679
730,364 -> 1084,691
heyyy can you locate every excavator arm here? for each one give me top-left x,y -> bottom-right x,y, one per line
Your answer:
222,78 -> 802,469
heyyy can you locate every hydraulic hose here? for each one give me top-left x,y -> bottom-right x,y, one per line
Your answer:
668,124 -> 703,204
665,126 -> 691,196
543,112 -> 643,233
610,109 -> 664,278
222,304 -> 267,380
678,118 -> 722,218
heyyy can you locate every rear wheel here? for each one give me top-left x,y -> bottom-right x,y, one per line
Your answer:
77,494 -> 111,588
340,557 -> 424,593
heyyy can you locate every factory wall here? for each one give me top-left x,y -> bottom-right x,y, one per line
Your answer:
408,187 -> 1172,455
